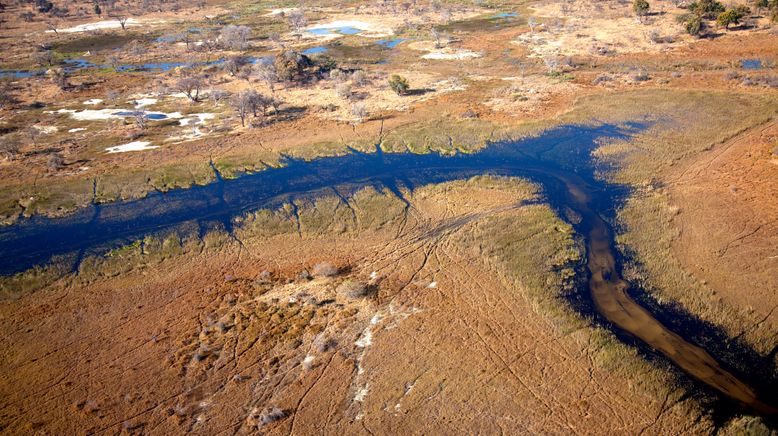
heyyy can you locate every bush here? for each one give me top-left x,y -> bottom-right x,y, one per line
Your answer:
337,280 -> 368,299
351,70 -> 368,86
258,407 -> 286,427
684,14 -> 704,36
335,82 -> 352,99
312,262 -> 338,277
633,0 -> 650,20
689,0 -> 725,18
388,75 -> 410,95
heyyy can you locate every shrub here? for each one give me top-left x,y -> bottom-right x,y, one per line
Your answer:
351,70 -> 368,86
337,280 -> 368,299
312,262 -> 338,277
689,0 -> 725,17
684,14 -> 704,36
717,6 -> 749,29
633,0 -> 650,21
388,74 -> 410,95
335,82 -> 352,99
351,103 -> 368,122
258,407 -> 286,427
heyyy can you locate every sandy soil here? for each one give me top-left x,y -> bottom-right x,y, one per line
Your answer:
668,120 -> 778,341
0,179 -> 710,434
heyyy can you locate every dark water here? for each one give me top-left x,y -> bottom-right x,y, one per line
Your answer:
0,123 -> 775,419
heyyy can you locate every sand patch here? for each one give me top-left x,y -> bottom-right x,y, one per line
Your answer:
105,141 -> 159,153
410,40 -> 482,60
47,18 -> 165,34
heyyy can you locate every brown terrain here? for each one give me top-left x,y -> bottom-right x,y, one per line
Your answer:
1,0 -> 777,433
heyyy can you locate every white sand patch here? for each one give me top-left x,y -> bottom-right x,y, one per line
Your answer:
354,385 -> 369,402
68,128 -> 87,133
105,141 -> 159,153
179,113 -> 215,126
410,40 -> 482,60
427,281 -> 437,288
48,18 -> 164,34
132,98 -> 158,108
83,99 -> 103,105
265,8 -> 298,16
355,328 -> 373,348
422,49 -> 482,60
305,20 -> 393,39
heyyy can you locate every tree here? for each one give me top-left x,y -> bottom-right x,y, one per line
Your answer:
0,136 -> 20,161
253,61 -> 278,93
388,75 -> 409,95
114,16 -> 128,30
230,90 -> 267,127
717,6 -> 749,29
50,68 -> 69,90
223,55 -> 250,76
47,152 -> 64,171
684,14 -> 704,35
287,10 -> 307,35
350,103 -> 367,123
106,54 -> 121,71
0,81 -> 17,109
633,0 -> 650,22
34,50 -> 55,67
689,0 -> 725,18
94,3 -> 101,15
274,50 -> 312,84
219,25 -> 251,50
528,17 -> 537,32
176,76 -> 204,102
133,111 -> 147,130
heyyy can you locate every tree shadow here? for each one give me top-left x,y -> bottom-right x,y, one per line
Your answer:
405,87 -> 435,96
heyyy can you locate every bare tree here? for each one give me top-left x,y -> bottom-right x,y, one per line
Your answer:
114,16 -> 129,30
106,54 -> 121,72
34,50 -> 55,67
219,25 -> 252,50
230,90 -> 266,127
350,103 -> 367,123
223,55 -> 250,76
287,10 -> 307,35
253,61 -> 278,92
431,28 -> 443,48
47,152 -> 64,171
543,55 -> 559,74
176,75 -> 204,102
335,82 -> 352,99
528,17 -> 537,33
46,21 -> 58,34
0,81 -> 17,109
134,111 -> 147,130
50,68 -> 69,90
0,136 -> 20,161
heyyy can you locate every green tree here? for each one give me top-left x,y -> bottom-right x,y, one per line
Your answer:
388,75 -> 409,95
689,0 -> 725,17
685,14 -> 704,35
633,0 -> 650,22
717,6 -> 749,29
